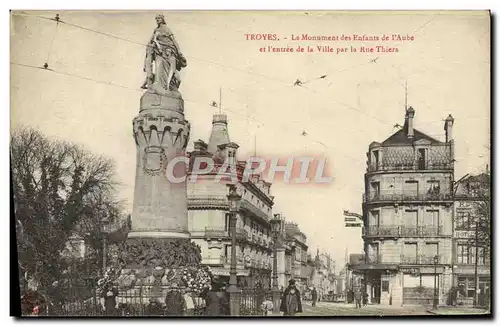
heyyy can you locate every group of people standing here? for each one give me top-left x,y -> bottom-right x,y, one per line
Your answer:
352,288 -> 369,308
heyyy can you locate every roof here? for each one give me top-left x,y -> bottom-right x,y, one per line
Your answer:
382,126 -> 443,146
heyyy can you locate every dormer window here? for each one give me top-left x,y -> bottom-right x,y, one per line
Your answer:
417,148 -> 426,170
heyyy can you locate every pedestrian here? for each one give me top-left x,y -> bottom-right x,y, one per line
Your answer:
103,286 -> 119,316
256,282 -> 265,311
279,279 -> 303,316
260,295 -> 274,316
354,288 -> 362,309
363,290 -> 368,306
164,283 -> 186,316
311,287 -> 318,307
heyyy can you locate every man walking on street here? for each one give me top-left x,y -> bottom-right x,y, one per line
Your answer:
354,288 -> 362,309
311,287 -> 318,307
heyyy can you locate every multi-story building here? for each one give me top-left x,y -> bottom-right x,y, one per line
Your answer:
360,107 -> 455,306
452,172 -> 491,306
187,113 -> 275,287
284,222 -> 309,291
310,250 -> 336,299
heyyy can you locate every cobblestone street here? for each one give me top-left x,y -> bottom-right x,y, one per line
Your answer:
291,301 -> 432,316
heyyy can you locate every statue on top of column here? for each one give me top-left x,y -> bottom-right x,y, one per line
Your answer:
141,14 -> 187,94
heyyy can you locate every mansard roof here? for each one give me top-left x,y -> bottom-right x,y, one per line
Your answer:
382,127 -> 443,146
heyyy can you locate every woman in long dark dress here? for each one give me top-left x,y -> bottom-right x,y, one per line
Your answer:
279,279 -> 303,316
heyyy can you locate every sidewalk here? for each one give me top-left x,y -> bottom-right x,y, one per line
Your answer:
427,307 -> 490,315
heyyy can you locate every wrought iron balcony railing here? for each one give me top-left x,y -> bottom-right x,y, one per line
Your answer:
363,190 -> 453,203
204,227 -> 248,241
400,255 -> 441,265
367,162 -> 453,173
364,225 -> 444,237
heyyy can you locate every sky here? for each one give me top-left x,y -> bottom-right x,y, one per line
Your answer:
10,10 -> 490,268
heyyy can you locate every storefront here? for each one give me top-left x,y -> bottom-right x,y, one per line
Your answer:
401,266 -> 450,306
453,273 -> 490,307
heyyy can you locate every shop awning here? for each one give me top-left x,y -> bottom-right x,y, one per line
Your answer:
350,263 -> 399,271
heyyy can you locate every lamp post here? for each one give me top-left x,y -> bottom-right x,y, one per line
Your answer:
433,255 -> 439,310
270,214 -> 282,314
227,184 -> 242,316
101,214 -> 110,275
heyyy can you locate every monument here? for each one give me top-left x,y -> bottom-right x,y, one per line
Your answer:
109,14 -> 209,305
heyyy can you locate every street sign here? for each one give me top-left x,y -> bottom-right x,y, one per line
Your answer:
345,223 -> 362,227
344,217 -> 357,222
454,231 -> 475,239
343,210 -> 363,219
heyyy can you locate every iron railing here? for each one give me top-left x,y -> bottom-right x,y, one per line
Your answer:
29,285 -> 208,316
364,225 -> 444,237
203,227 -> 248,241
367,161 -> 453,173
240,287 -> 271,316
363,191 -> 453,203
400,255 -> 441,265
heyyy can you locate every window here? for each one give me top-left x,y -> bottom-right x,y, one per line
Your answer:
403,242 -> 418,263
457,243 -> 469,264
373,150 -> 380,169
382,280 -> 389,292
457,243 -> 489,265
224,213 -> 230,231
370,243 -> 379,263
404,181 -> 419,199
370,210 -> 380,227
425,242 -> 439,258
371,182 -> 380,200
403,210 -> 418,227
426,180 -> 440,198
417,149 -> 426,170
456,210 -> 472,230
425,210 -> 440,231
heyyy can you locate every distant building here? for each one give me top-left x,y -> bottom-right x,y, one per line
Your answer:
452,172 -> 491,306
284,222 -> 309,291
310,250 -> 336,299
360,108 -> 455,306
187,113 -> 275,287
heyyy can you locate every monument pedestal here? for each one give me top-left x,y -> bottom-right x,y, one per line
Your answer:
110,89 -> 200,308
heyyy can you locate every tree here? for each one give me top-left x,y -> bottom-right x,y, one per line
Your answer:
468,172 -> 491,307
454,170 -> 491,308
11,127 -> 122,294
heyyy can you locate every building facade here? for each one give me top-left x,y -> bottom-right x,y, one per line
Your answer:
452,173 -> 491,306
284,222 -> 309,291
187,113 -> 275,287
310,251 -> 336,299
360,108 -> 455,306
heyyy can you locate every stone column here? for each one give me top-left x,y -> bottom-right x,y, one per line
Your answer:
129,91 -> 191,239
276,248 -> 286,288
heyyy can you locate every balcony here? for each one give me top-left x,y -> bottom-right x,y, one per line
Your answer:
367,162 -> 453,173
363,190 -> 453,204
240,198 -> 271,222
364,225 -> 444,237
364,226 -> 400,237
400,226 -> 443,237
204,227 -> 248,241
400,255 -> 441,265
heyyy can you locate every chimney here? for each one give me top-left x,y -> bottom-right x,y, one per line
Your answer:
406,106 -> 415,138
444,114 -> 454,142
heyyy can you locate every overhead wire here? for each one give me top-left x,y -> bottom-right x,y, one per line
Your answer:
10,11 -> 450,172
